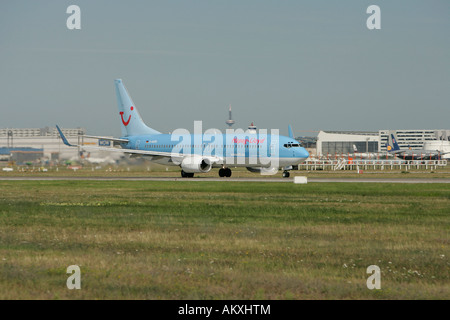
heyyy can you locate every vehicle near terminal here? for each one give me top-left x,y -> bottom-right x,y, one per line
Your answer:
57,79 -> 309,178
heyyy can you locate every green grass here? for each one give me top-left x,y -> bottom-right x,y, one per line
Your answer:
0,181 -> 449,299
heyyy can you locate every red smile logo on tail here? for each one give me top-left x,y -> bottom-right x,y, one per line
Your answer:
119,106 -> 134,126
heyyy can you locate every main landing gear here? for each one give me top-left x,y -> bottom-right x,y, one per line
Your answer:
282,170 -> 290,178
218,168 -> 232,177
181,170 -> 194,178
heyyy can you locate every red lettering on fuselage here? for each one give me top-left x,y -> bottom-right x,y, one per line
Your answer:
232,138 -> 265,144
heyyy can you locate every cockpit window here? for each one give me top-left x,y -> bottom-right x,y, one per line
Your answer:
284,143 -> 302,148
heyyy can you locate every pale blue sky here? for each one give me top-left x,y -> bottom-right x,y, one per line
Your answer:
1,1 -> 449,136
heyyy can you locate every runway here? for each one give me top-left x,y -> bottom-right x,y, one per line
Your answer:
1,176 -> 450,183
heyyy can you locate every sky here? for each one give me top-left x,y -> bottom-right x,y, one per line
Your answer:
0,0 -> 449,137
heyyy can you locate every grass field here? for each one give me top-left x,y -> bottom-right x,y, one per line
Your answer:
0,180 -> 448,299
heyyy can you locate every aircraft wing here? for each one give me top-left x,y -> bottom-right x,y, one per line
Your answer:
56,125 -> 221,163
82,135 -> 129,144
79,144 -> 222,165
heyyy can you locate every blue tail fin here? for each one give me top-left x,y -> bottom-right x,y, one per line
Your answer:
387,134 -> 401,152
114,79 -> 161,137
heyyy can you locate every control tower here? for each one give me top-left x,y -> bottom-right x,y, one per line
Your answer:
247,122 -> 257,134
225,104 -> 235,128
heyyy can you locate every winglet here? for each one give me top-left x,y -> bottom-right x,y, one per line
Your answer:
288,125 -> 294,139
56,125 -> 75,147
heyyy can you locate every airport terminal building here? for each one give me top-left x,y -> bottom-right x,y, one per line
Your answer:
0,127 -> 119,164
316,129 -> 450,157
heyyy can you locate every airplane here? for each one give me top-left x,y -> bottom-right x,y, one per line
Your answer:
350,144 -> 393,159
350,144 -> 378,159
386,134 -> 449,160
56,79 -> 309,178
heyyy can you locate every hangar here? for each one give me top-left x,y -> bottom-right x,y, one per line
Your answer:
316,131 -> 379,157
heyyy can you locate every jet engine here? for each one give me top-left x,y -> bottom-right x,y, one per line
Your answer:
181,156 -> 212,173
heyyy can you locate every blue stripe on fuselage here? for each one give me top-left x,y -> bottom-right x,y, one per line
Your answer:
124,134 -> 309,160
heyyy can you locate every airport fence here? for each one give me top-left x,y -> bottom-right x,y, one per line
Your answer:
297,159 -> 448,171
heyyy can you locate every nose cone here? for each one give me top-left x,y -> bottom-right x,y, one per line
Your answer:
298,148 -> 309,160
